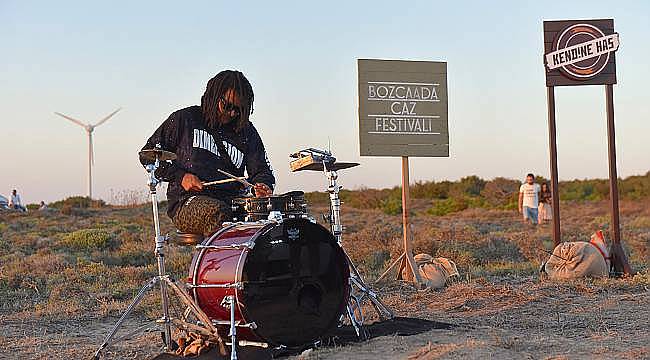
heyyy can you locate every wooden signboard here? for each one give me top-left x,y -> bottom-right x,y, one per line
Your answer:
544,19 -> 618,86
542,19 -> 631,275
358,59 -> 449,157
358,59 -> 449,286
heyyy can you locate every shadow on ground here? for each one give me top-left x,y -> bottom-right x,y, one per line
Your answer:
151,317 -> 454,359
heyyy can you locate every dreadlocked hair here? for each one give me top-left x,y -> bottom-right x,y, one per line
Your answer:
201,70 -> 254,132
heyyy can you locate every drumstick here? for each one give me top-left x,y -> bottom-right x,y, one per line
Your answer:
202,178 -> 246,186
217,169 -> 253,188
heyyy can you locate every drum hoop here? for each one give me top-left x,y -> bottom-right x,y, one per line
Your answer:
190,222 -> 240,303
190,221 -> 278,323
233,223 -> 277,326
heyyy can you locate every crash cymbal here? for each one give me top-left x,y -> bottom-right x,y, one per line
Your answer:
292,161 -> 360,172
139,149 -> 177,162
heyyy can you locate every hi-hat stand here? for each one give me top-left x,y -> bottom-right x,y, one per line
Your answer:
93,149 -> 227,359
323,166 -> 393,336
286,147 -> 396,337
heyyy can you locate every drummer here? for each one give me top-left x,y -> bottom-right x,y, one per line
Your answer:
140,70 -> 275,236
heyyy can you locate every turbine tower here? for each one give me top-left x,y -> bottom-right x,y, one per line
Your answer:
54,108 -> 121,199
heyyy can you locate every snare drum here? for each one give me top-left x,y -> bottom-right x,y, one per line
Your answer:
232,191 -> 308,221
188,218 -> 349,348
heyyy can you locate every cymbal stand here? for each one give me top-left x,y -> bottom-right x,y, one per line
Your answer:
323,164 -> 393,338
93,155 -> 225,359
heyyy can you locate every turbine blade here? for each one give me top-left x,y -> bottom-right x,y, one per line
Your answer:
54,112 -> 87,127
94,107 -> 121,127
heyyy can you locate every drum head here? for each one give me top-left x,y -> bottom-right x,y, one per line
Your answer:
240,218 -> 349,347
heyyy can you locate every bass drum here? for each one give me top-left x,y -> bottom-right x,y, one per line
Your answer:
188,218 -> 349,348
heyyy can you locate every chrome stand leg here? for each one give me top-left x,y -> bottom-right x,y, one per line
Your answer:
322,165 -> 393,338
93,277 -> 160,359
347,256 -> 394,320
222,296 -> 238,360
94,153 -> 226,359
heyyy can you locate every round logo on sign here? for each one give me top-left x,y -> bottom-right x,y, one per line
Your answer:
553,24 -> 610,79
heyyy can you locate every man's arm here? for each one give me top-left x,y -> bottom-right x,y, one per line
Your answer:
139,111 -> 187,184
518,191 -> 523,213
245,125 -> 275,196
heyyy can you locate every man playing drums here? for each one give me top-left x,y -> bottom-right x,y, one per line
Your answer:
140,70 -> 275,236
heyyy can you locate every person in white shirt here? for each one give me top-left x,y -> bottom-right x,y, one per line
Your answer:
9,189 -> 26,212
518,173 -> 541,225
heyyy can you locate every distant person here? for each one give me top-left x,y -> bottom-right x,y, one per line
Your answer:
38,201 -> 48,211
9,189 -> 26,212
538,182 -> 552,224
518,174 -> 540,225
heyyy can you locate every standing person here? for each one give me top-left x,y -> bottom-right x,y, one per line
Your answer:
140,70 -> 275,236
9,189 -> 26,212
538,182 -> 552,224
38,201 -> 49,211
518,173 -> 540,225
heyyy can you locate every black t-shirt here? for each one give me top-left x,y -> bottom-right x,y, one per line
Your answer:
140,106 -> 275,218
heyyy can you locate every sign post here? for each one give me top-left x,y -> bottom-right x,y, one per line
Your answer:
358,59 -> 449,284
543,19 -> 632,274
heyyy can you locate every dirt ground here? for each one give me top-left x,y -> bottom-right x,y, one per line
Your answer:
1,277 -> 648,360
1,199 -> 648,359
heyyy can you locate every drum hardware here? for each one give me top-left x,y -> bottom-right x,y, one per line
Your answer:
195,241 -> 255,250
267,210 -> 283,221
93,147 -> 226,359
186,282 -> 244,290
291,148 -> 394,338
221,295 -> 238,360
211,320 -> 258,330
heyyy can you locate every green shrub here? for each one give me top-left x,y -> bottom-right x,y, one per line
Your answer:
481,177 -> 520,208
50,196 -> 106,209
411,180 -> 451,199
380,196 -> 402,215
427,197 -> 468,216
60,229 -> 114,250
450,176 -> 486,197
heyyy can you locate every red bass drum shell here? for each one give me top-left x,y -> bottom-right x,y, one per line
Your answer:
188,219 -> 349,348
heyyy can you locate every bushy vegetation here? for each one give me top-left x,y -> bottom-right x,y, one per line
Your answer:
305,172 -> 650,216
49,196 -> 106,209
60,229 -> 115,250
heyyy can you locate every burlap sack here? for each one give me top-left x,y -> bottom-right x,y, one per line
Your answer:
544,241 -> 608,280
403,254 -> 459,289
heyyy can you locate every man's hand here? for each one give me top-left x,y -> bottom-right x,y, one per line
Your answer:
181,173 -> 203,192
254,183 -> 272,198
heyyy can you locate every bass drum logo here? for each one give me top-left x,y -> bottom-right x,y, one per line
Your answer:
552,24 -> 612,80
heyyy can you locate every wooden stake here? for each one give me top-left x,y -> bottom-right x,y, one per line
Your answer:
547,86 -> 561,247
401,157 -> 422,285
605,84 -> 633,275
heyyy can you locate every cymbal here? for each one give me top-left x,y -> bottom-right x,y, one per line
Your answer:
139,149 -> 177,162
292,161 -> 360,172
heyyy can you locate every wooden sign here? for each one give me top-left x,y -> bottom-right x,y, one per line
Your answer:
358,59 -> 449,157
544,19 -> 618,86
543,19 -> 632,275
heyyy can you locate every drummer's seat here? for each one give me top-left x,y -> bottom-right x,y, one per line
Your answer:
174,230 -> 204,246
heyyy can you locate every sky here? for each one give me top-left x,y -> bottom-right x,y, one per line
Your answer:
1,1 -> 649,204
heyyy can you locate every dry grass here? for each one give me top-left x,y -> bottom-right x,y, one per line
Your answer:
0,197 -> 648,359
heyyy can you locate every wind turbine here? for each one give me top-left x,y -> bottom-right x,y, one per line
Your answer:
54,108 -> 121,199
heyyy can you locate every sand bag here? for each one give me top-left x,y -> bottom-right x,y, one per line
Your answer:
403,254 -> 459,289
589,230 -> 611,269
544,241 -> 608,280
